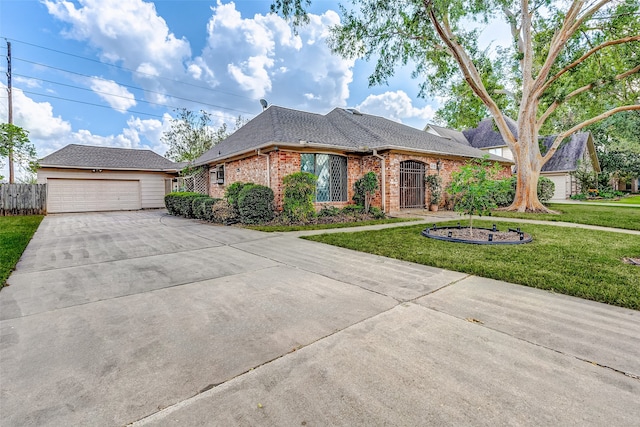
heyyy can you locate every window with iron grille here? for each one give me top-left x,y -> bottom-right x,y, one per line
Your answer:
300,153 -> 348,202
216,165 -> 225,184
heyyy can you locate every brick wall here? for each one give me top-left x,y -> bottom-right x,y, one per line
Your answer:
386,153 -> 511,213
209,150 -> 511,214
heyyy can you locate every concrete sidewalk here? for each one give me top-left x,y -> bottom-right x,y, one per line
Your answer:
1,211 -> 638,426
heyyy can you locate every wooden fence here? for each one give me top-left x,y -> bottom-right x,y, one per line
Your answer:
0,184 -> 47,215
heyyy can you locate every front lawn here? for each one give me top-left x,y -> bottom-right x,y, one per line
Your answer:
303,219 -> 640,310
0,216 -> 43,289
490,203 -> 640,231
612,195 -> 640,205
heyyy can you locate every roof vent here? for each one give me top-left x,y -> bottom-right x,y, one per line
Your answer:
344,108 -> 362,116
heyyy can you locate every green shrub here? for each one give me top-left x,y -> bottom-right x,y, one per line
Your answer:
341,204 -> 364,215
164,192 -> 203,216
369,206 -> 385,219
237,184 -> 275,224
490,176 -> 555,207
282,172 -> 317,222
225,182 -> 250,215
211,200 -> 237,224
571,193 -> 588,200
353,172 -> 379,212
489,177 -> 516,207
537,176 -> 555,203
425,174 -> 442,206
318,206 -> 341,217
193,197 -> 221,221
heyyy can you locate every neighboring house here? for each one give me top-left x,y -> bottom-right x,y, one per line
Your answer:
427,117 -> 601,200
38,144 -> 181,213
195,106 -> 512,214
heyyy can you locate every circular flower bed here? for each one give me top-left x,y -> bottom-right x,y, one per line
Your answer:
422,224 -> 532,245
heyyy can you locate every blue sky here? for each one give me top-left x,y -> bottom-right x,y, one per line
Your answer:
1,0 -> 509,180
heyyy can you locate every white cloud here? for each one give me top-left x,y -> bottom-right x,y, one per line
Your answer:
14,76 -> 41,88
356,91 -> 436,123
43,0 -> 191,72
203,2 -> 354,110
88,78 -> 136,111
0,85 -> 72,139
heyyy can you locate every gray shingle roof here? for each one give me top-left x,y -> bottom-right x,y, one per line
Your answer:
425,124 -> 471,146
461,117 -> 598,173
196,106 -> 509,165
39,144 -> 179,171
462,116 -> 518,149
540,133 -> 590,172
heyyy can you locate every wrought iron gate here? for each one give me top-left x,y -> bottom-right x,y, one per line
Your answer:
400,160 -> 425,208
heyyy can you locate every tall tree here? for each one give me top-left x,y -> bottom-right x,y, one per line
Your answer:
273,0 -> 640,212
161,109 -> 248,165
162,109 -> 219,164
0,123 -> 38,183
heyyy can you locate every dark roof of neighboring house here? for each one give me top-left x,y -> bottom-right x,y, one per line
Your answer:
461,116 -> 599,173
39,144 -> 179,171
425,124 -> 471,146
462,116 -> 519,149
196,106 -> 509,165
540,133 -> 592,172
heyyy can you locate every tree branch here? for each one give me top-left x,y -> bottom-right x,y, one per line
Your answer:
539,35 -> 640,96
542,104 -> 640,164
537,64 -> 640,128
423,0 -> 517,145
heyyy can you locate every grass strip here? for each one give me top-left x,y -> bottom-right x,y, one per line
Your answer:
0,216 -> 43,289
490,203 -> 640,231
248,217 -> 418,232
303,219 -> 640,310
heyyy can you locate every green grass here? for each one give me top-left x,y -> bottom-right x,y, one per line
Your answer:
490,203 -> 640,231
303,219 -> 640,310
0,216 -> 43,289
612,195 -> 640,205
248,217 -> 418,232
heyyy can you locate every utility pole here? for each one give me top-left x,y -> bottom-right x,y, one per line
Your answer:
6,40 -> 14,183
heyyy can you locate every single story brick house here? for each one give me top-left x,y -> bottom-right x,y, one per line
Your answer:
426,117 -> 601,200
38,144 -> 181,213
195,106 -> 512,214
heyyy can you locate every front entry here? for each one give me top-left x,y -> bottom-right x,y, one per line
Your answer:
400,160 -> 425,209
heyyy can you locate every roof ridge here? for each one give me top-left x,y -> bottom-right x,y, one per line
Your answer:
329,108 -> 385,147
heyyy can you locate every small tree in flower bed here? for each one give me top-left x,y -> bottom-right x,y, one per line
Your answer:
448,156 -> 509,233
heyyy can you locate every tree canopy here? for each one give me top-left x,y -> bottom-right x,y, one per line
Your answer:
273,0 -> 640,211
162,109 -> 247,165
0,123 -> 38,183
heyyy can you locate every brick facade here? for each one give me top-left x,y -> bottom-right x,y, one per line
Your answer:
208,150 -> 511,214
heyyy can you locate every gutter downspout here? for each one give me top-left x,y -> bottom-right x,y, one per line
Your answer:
257,149 -> 270,188
372,149 -> 386,214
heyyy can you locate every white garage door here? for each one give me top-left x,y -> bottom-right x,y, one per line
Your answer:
47,179 -> 141,213
547,175 -> 567,201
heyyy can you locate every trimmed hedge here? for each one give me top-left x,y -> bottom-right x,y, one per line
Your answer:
165,192 -> 203,217
238,184 -> 275,224
193,197 -> 221,221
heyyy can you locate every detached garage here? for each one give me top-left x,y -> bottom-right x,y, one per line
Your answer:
38,144 -> 181,213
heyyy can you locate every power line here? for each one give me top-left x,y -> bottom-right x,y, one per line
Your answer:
21,90 -> 167,119
3,37 -> 256,101
13,57 -> 257,115
13,73 -> 253,121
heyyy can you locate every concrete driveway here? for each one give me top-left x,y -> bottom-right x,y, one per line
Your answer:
1,210 -> 638,426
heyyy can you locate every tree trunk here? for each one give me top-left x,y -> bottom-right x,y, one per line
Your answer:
506,120 -> 551,213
